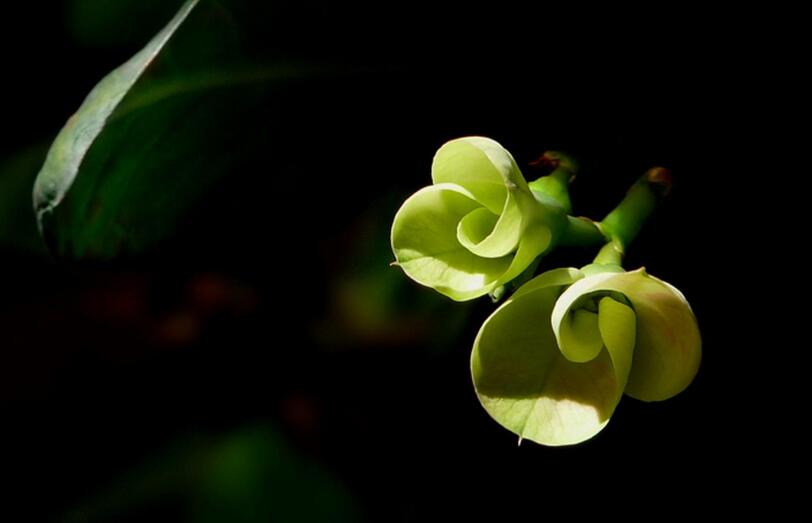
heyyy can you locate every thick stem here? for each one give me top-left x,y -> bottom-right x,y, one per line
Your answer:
599,167 -> 671,251
594,167 -> 671,265
529,168 -> 572,212
559,216 -> 607,247
593,239 -> 624,266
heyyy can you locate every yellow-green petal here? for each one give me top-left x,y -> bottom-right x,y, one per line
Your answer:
558,308 -> 603,363
598,297 -> 636,393
622,274 -> 701,401
391,183 -> 511,301
431,137 -> 528,214
471,269 -> 628,446
510,267 -> 584,300
489,191 -> 556,288
455,189 -> 522,258
552,269 -> 701,402
393,137 -> 568,301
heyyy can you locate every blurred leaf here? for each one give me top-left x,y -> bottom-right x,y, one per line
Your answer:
34,0 -> 197,259
319,195 -> 474,352
64,424 -> 361,523
191,426 -> 361,523
33,0 -> 318,260
0,145 -> 48,254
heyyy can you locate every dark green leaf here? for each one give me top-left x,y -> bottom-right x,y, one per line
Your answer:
33,0 -> 319,260
62,424 -> 361,523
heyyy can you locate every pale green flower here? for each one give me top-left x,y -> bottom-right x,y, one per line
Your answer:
391,137 -> 568,301
471,265 -> 701,446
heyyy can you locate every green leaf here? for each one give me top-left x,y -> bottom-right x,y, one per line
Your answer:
552,268 -> 702,401
392,137 -> 562,301
32,0 -> 320,260
34,0 -> 200,242
472,268 -> 629,446
62,424 -> 360,523
191,426 -> 360,523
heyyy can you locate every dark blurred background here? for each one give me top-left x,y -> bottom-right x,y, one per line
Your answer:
1,1 -> 778,521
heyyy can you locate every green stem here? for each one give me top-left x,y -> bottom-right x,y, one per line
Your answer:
593,239 -> 624,265
527,151 -> 577,214
559,216 -> 607,247
529,168 -> 572,212
600,167 -> 670,248
595,167 -> 671,264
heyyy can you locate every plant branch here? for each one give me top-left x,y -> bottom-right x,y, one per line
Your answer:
595,167 -> 672,264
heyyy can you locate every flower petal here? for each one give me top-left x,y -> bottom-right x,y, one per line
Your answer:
456,190 -> 523,258
558,308 -> 603,363
598,296 -> 636,393
618,273 -> 701,401
472,269 -> 627,446
431,137 -> 528,214
391,183 -> 511,301
510,267 -> 584,299
489,192 -> 556,288
552,269 -> 701,401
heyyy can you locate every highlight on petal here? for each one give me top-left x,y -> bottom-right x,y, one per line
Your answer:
455,191 -> 522,258
552,268 -> 701,402
391,137 -> 563,301
471,268 -> 634,446
391,183 -> 512,301
431,137 -> 528,213
597,297 -> 636,393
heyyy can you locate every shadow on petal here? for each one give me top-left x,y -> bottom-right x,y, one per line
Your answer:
472,286 -> 625,446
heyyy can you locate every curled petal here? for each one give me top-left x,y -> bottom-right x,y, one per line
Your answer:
431,137 -> 528,213
456,190 -> 522,258
597,296 -> 636,393
552,269 -> 701,401
558,308 -> 603,363
472,268 -> 633,446
392,137 -> 560,300
391,183 -> 511,301
490,192 -> 555,285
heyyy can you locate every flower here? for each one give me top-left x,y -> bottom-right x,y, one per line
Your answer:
471,265 -> 701,446
390,137 -> 568,301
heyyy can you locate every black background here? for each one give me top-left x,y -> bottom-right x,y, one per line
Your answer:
1,1 -> 784,520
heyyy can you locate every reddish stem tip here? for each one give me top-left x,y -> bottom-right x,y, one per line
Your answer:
644,167 -> 672,196
528,152 -> 560,170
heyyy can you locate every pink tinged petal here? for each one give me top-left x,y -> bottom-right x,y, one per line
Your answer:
552,269 -> 701,402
